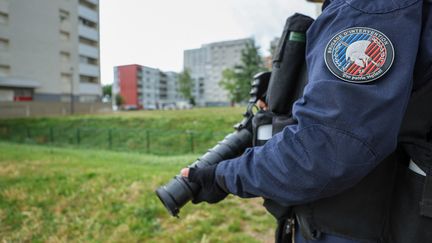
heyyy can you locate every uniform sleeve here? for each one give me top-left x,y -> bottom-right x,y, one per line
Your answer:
215,0 -> 423,205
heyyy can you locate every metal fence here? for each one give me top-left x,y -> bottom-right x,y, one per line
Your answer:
0,125 -> 228,155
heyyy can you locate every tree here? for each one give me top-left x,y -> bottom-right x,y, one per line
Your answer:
219,40 -> 266,104
219,69 -> 242,105
115,94 -> 124,107
178,69 -> 195,105
103,84 -> 112,97
102,84 -> 112,102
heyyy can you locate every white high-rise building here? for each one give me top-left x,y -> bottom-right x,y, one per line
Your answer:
0,0 -> 101,103
184,38 -> 253,106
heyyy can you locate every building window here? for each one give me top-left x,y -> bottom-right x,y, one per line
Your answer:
61,73 -> 73,83
14,89 -> 33,101
79,17 -> 97,28
79,0 -> 97,10
0,12 -> 8,25
0,65 -> 11,76
60,51 -> 71,62
0,38 -> 9,50
79,55 -> 98,65
0,89 -> 14,102
61,95 -> 72,103
80,75 -> 98,84
59,9 -> 70,22
79,36 -> 98,47
79,95 -> 98,103
60,31 -> 70,41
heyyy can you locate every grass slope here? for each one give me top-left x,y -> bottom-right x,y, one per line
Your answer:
0,107 -> 245,132
0,108 -> 246,155
0,142 -> 274,242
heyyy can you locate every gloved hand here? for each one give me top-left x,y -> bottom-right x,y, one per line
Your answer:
181,165 -> 228,204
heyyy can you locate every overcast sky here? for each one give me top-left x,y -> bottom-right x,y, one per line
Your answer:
99,0 -> 320,85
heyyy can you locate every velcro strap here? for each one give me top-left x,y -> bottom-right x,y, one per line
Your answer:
420,174 -> 432,218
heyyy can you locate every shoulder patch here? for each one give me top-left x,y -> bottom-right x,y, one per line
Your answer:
324,27 -> 394,83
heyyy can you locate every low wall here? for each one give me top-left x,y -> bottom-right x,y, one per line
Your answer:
0,101 -> 112,118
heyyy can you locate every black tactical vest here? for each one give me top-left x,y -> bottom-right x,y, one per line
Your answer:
291,71 -> 432,243
290,1 -> 432,242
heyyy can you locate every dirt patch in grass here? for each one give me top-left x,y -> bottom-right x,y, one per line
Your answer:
123,181 -> 145,203
2,187 -> 27,201
0,163 -> 20,177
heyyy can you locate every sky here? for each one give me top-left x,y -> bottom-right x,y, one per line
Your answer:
99,0 -> 320,85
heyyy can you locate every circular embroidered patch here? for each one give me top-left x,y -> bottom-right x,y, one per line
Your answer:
324,27 -> 394,83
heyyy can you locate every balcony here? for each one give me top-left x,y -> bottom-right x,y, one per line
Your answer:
79,82 -> 101,95
83,0 -> 99,5
79,25 -> 98,41
79,63 -> 100,77
79,44 -> 99,58
78,5 -> 98,23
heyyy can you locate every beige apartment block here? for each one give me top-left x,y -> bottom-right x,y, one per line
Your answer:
0,0 -> 101,103
184,38 -> 253,107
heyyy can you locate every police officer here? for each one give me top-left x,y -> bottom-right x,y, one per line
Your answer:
181,0 -> 432,242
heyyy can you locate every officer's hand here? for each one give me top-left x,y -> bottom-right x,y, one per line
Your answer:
180,165 -> 228,204
257,99 -> 268,111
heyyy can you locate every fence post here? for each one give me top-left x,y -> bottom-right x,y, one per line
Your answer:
76,128 -> 80,145
146,130 -> 150,153
4,125 -> 9,140
189,131 -> 195,153
26,127 -> 31,139
108,129 -> 112,149
49,127 -> 54,143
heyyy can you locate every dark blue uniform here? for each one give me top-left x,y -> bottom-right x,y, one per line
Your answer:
215,0 -> 431,242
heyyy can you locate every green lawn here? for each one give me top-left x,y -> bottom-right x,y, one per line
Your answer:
0,107 -> 246,155
0,107 -> 245,131
0,142 -> 274,242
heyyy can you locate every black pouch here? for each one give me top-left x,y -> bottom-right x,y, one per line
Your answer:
387,163 -> 432,243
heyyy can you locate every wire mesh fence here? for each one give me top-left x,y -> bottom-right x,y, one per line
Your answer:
0,125 -> 228,155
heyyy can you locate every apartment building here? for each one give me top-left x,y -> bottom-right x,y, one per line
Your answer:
113,65 -> 181,110
184,38 -> 253,106
0,0 -> 101,103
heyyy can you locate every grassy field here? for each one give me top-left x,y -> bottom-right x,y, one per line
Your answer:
0,142 -> 274,242
0,107 -> 246,155
0,107 -> 245,131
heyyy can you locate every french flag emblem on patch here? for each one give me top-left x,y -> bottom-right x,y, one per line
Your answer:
325,27 -> 394,83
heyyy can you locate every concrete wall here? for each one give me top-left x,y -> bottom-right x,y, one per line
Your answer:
0,101 -> 111,118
